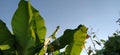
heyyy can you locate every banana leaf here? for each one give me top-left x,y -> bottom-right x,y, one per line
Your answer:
0,20 -> 16,55
11,0 -> 46,55
0,20 -> 13,45
47,25 -> 88,55
64,25 -> 88,55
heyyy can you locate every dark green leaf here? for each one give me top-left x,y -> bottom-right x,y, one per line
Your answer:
100,39 -> 106,43
48,25 -> 88,55
93,35 -> 96,38
88,49 -> 92,55
0,20 -> 13,45
94,40 -> 101,46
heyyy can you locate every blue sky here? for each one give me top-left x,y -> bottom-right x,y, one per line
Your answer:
0,0 -> 120,55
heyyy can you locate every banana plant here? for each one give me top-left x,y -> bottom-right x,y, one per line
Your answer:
0,0 -> 89,55
47,25 -> 89,55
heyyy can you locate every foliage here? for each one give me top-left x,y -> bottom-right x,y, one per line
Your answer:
0,20 -> 16,55
0,0 -> 88,55
92,19 -> 120,55
94,33 -> 120,55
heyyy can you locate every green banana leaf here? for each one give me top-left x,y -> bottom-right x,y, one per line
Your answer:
11,0 -> 46,55
31,6 -> 46,44
47,29 -> 75,52
0,20 -> 13,45
30,1 -> 46,54
64,25 -> 88,55
0,20 -> 16,55
47,25 -> 88,55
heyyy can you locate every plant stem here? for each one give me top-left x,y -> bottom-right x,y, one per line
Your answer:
90,36 -> 96,50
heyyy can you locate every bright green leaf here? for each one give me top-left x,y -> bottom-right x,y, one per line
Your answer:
53,50 -> 60,55
11,0 -> 46,55
31,6 -> 46,43
0,45 -> 10,50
